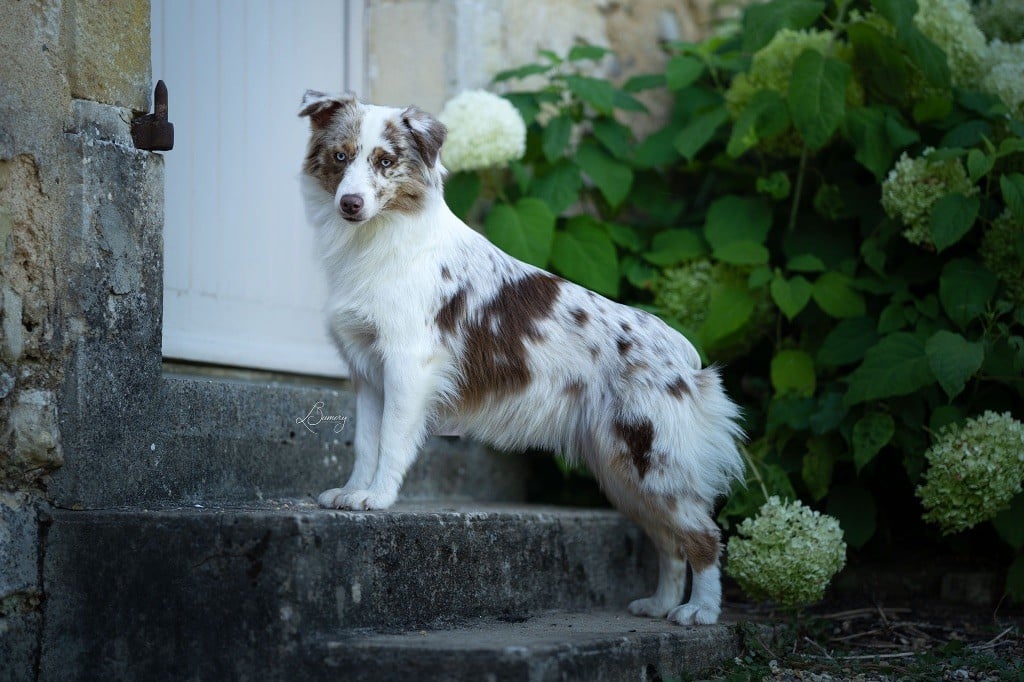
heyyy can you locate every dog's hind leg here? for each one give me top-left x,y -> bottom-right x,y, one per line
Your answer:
666,508 -> 722,625
318,377 -> 382,508
628,521 -> 688,618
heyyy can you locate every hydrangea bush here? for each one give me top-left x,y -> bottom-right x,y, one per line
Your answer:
446,1 -> 1024,603
917,411 -> 1024,534
726,496 -> 847,607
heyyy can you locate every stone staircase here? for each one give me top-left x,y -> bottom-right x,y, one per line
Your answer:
38,371 -> 743,681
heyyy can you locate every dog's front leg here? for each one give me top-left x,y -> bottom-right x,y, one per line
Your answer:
336,356 -> 433,511
318,377 -> 382,508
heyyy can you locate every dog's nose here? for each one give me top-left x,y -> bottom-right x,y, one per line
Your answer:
340,194 -> 364,217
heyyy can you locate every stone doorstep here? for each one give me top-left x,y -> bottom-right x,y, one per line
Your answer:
41,502 -> 664,680
312,610 -> 742,682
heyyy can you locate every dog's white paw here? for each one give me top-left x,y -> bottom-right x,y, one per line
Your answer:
337,488 -> 397,511
667,602 -> 720,626
628,597 -> 674,618
317,488 -> 350,509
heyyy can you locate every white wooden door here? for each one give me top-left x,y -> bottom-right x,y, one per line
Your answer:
152,0 -> 364,377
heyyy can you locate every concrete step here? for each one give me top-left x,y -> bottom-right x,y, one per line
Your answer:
41,502 -> 660,680
309,611 -> 741,682
52,369 -> 532,508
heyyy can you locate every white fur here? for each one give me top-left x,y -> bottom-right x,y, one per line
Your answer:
300,93 -> 744,625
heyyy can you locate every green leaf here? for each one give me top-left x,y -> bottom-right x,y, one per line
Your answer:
877,302 -> 906,333
613,89 -> 648,113
503,93 -> 541,125
756,171 -> 791,199
817,317 -> 879,367
771,274 -> 813,320
542,115 -> 573,162
550,216 -> 619,296
665,54 -> 705,90
802,439 -> 834,501
742,0 -> 825,52
787,254 -> 826,272
713,241 -> 770,266
939,258 -> 998,328
484,198 -> 556,267
1001,173 -> 1024,223
623,73 -> 666,92
633,126 -> 680,169
563,75 -> 616,115
827,485 -> 877,548
788,49 -> 851,149
643,229 -> 706,266
925,330 -> 984,399
812,272 -> 866,318
674,107 -> 730,162
704,195 -> 773,249
444,171 -> 481,219
852,413 -> 895,473
930,194 -> 979,253
847,23 -> 911,105
493,63 -> 551,83
871,0 -> 916,30
992,494 -> 1024,549
941,120 -> 991,150
568,44 -> 612,62
899,25 -> 951,87
576,144 -> 633,208
771,349 -> 816,396
727,89 -> 790,158
625,258 -> 658,290
530,160 -> 582,215
603,222 -> 642,252
593,118 -> 632,160
912,93 -> 953,123
844,332 -> 934,406
699,286 -> 755,347
967,148 -> 994,183
845,106 -> 901,180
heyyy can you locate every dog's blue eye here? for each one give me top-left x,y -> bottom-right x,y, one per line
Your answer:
334,152 -> 347,163
380,158 -> 392,167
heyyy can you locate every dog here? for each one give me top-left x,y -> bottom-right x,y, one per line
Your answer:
298,91 -> 744,626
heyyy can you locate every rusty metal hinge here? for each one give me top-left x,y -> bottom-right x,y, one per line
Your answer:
132,80 -> 174,151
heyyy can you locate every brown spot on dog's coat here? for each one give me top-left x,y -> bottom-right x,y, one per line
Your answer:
436,288 -> 468,335
456,273 -> 562,409
571,308 -> 589,326
563,379 -> 585,398
615,417 -> 655,479
617,337 -> 633,356
666,376 -> 690,399
620,322 -> 632,333
680,530 -> 720,572
441,266 -> 452,282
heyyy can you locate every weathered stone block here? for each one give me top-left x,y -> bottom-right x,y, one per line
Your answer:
65,0 -> 151,111
0,493 -> 42,598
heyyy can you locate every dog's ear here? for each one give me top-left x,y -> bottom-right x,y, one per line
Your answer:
401,107 -> 447,169
299,90 -> 356,129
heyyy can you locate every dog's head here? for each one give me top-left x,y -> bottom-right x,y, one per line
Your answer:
299,91 -> 447,223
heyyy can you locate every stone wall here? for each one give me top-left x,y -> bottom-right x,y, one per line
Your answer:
365,0 -> 727,123
0,2 -> 154,679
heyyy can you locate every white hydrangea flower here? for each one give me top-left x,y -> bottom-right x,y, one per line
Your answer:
974,0 -> 1024,42
917,411 -> 1024,535
880,148 -> 977,248
437,90 -> 526,173
726,496 -> 847,608
982,41 -> 1024,120
913,0 -> 988,87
